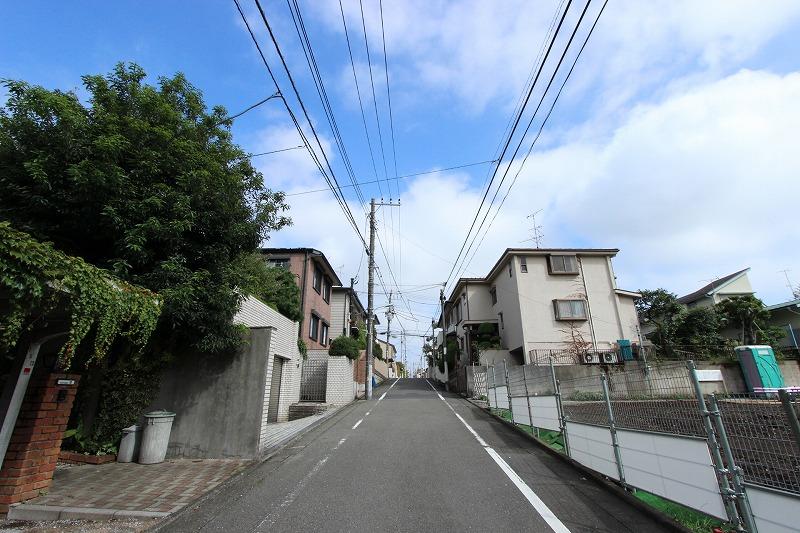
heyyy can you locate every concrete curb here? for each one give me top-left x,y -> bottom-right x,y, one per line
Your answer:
8,503 -> 167,521
148,399 -> 362,532
461,396 -> 692,533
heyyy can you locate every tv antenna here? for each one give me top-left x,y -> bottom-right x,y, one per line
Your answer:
522,209 -> 544,248
779,269 -> 800,299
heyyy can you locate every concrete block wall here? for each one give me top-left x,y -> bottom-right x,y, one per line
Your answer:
326,356 -> 355,405
779,360 -> 800,386
0,373 -> 80,514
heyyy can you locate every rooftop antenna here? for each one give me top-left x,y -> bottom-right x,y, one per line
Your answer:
779,269 -> 800,299
521,209 -> 544,248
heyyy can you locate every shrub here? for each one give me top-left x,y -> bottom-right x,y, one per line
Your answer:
329,336 -> 360,360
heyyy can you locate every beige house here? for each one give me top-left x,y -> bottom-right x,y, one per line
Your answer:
440,248 -> 641,367
677,268 -> 754,308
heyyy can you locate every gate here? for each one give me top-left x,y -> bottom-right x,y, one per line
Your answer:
300,356 -> 327,402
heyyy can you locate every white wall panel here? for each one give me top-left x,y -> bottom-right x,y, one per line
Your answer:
530,396 -> 561,432
746,483 -> 800,533
511,396 -> 530,425
565,422 -> 618,480
616,429 -> 727,520
493,386 -> 509,410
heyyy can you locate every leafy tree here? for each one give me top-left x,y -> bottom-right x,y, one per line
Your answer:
355,324 -> 382,359
0,63 -> 290,352
0,64 -> 291,450
329,336 -> 360,360
673,306 -> 726,356
232,254 -> 301,322
635,289 -> 684,347
716,295 -> 784,346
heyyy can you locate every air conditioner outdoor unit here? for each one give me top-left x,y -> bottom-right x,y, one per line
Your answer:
583,353 -> 600,364
602,352 -> 619,364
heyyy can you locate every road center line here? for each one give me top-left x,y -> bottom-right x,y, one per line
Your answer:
425,379 -> 571,533
352,418 -> 363,430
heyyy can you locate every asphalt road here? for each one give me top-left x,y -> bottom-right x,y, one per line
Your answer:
158,378 -> 675,532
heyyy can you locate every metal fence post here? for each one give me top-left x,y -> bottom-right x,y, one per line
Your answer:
550,356 -> 570,456
708,395 -> 758,533
491,365 -> 498,411
687,360 -> 741,529
522,364 -> 537,437
778,389 -> 800,450
504,361 -> 513,422
600,373 -> 626,486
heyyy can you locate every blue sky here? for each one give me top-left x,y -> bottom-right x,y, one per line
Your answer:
4,1 -> 800,368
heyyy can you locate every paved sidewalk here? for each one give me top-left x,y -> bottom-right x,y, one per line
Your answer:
260,408 -> 342,451
9,459 -> 247,521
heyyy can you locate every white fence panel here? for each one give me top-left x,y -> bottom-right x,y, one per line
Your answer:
511,397 -> 530,425
488,387 -> 496,408
746,483 -> 800,533
494,386 -> 509,410
530,396 -> 560,432
616,429 -> 727,520
565,422 -> 618,480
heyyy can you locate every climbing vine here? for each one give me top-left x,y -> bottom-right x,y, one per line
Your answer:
0,222 -> 162,366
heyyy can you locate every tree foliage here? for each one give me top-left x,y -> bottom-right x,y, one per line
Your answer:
0,63 -> 290,353
0,223 -> 161,366
232,254 -> 301,322
636,289 -> 684,347
716,295 -> 783,346
329,335 -> 360,360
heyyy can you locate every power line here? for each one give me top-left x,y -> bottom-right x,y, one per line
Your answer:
442,0 -> 575,289
455,0 -> 609,282
243,145 -> 305,159
284,158 -> 496,196
236,0 -> 367,249
214,92 -> 280,126
378,0 -> 399,196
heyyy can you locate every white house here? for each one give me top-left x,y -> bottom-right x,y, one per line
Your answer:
440,248 -> 641,367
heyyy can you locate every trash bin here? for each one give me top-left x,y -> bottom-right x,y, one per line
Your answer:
138,410 -> 176,464
117,425 -> 141,463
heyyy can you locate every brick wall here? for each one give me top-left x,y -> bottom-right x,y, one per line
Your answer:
326,356 -> 355,405
0,373 -> 79,514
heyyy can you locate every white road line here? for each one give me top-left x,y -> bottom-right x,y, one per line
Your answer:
352,418 -> 363,430
427,379 -> 570,533
365,411 -> 371,416
378,392 -> 387,401
333,437 -> 347,449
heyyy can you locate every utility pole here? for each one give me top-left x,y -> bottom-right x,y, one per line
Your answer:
385,290 -> 394,375
365,198 -> 400,400
440,287 -> 450,392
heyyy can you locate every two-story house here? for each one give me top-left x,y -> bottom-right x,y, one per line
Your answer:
440,248 -> 641,366
261,248 -> 342,351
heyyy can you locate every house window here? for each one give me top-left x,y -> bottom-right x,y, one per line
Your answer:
268,258 -> 289,269
520,257 -> 528,273
310,314 -> 320,341
498,312 -> 504,329
548,255 -> 578,274
322,277 -> 331,302
312,264 -> 322,293
553,299 -> 588,320
490,287 -> 497,305
320,322 -> 329,346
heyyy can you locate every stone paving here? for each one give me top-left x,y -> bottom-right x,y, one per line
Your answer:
17,459 -> 248,515
260,408 -> 341,451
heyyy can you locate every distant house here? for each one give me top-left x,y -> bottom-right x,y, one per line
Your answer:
261,248 -> 342,351
150,296 -> 302,459
438,248 -> 642,367
330,286 -> 367,339
766,298 -> 800,351
677,268 -> 754,308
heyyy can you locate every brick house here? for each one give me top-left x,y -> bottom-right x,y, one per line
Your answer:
261,248 -> 342,352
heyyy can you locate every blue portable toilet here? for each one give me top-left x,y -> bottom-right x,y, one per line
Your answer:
735,345 -> 784,391
618,339 -> 634,361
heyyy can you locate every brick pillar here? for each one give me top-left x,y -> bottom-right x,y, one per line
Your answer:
0,373 -> 80,514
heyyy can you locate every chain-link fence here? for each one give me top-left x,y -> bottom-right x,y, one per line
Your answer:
480,358 -> 800,532
713,391 -> 800,493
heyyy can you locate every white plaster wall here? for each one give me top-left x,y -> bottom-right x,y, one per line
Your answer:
490,257 -> 524,353
330,289 -> 350,338
616,294 -> 641,345
465,283 -> 495,322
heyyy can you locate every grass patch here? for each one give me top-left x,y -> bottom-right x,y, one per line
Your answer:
634,490 -> 729,533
